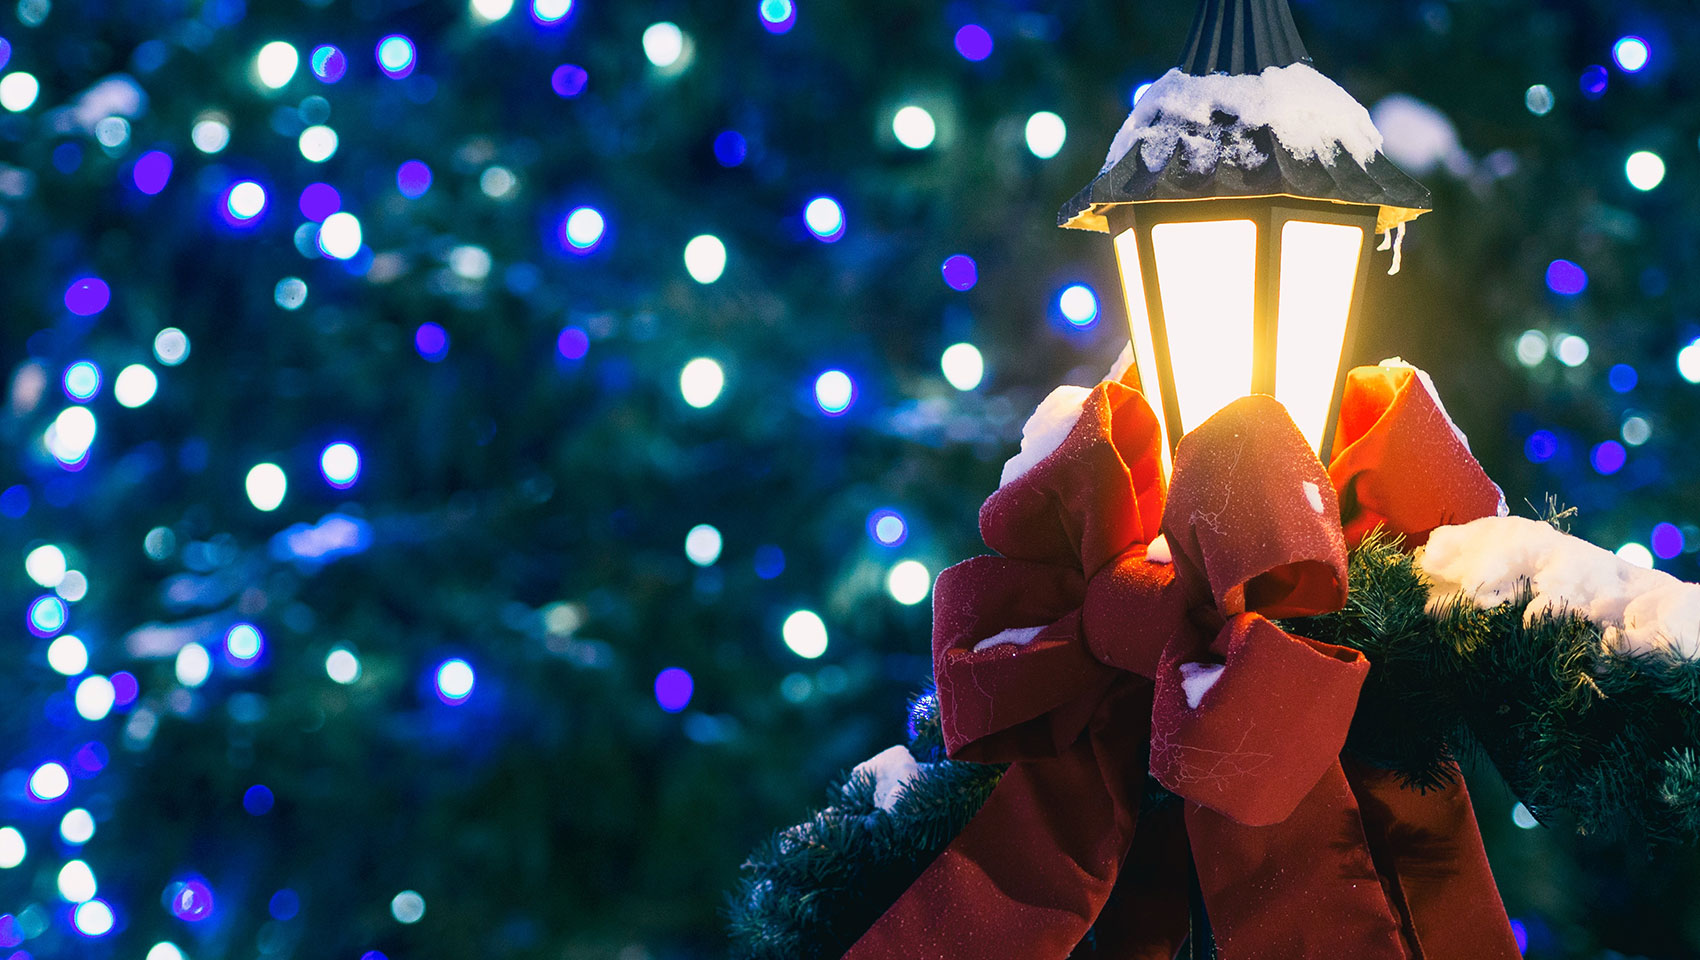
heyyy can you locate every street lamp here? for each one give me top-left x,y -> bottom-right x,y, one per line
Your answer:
1060,0 -> 1432,465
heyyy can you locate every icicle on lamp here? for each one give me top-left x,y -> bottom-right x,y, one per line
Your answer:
1060,0 -> 1432,465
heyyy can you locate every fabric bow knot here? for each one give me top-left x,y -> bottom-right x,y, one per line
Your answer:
846,364 -> 1517,960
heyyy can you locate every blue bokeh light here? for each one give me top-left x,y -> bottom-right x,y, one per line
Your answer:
63,362 -> 101,402
1510,919 -> 1528,955
415,323 -> 450,362
376,35 -> 416,79
867,509 -> 908,547
814,370 -> 855,416
222,180 -> 269,227
758,0 -> 796,34
0,485 -> 29,518
434,658 -> 476,704
396,160 -> 432,198
557,326 -> 590,360
550,63 -> 588,97
1546,259 -> 1588,296
243,784 -> 275,815
654,667 -> 694,712
1591,440 -> 1627,475
132,150 -> 173,195
1652,522 -> 1685,559
560,206 -> 606,253
269,889 -> 300,921
1613,36 -> 1650,72
1608,363 -> 1638,393
955,24 -> 993,61
941,254 -> 978,291
298,182 -> 341,222
28,596 -> 67,637
714,130 -> 748,167
803,196 -> 845,242
1059,284 -> 1100,327
754,544 -> 785,580
1525,430 -> 1558,463
1580,64 -> 1609,98
310,45 -> 347,83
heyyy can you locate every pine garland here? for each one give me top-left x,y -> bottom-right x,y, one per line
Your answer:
728,532 -> 1700,957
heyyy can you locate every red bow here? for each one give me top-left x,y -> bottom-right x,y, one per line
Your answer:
845,366 -> 1517,960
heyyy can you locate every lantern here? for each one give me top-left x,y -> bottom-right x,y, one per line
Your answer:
1060,0 -> 1432,466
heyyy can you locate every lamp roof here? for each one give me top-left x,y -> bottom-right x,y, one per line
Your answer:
1059,0 -> 1430,235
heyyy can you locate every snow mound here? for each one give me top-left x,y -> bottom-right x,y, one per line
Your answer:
851,745 -> 921,812
1103,64 -> 1383,177
973,624 -> 1047,653
1179,662 -> 1225,709
1000,346 -> 1135,488
1420,515 -> 1700,659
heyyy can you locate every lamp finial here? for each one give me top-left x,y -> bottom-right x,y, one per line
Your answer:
1179,0 -> 1311,76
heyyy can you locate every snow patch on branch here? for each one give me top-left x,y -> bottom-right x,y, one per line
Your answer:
851,745 -> 921,813
1420,515 -> 1700,659
1103,64 -> 1383,176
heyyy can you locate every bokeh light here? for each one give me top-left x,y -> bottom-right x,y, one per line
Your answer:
1609,364 -> 1638,393
298,124 -> 339,162
46,406 -> 98,465
714,131 -> 748,167
941,342 -> 985,390
1059,284 -> 1100,326
1613,36 -> 1650,72
1626,150 -> 1665,191
326,647 -> 361,684
1025,111 -> 1067,159
275,276 -> 309,310
868,509 -> 908,547
243,785 -> 275,815
255,41 -> 299,89
191,116 -> 230,154
941,254 -> 977,291
1546,259 -> 1588,296
310,44 -> 348,83
246,463 -> 287,511
74,675 -> 115,721
1580,64 -> 1609,98
0,72 -> 39,111
655,668 -> 694,712
679,357 -> 726,408
471,0 -> 514,22
318,211 -> 363,259
758,0 -> 795,34
63,361 -> 100,401
74,899 -> 114,937
955,24 -> 993,61
782,610 -> 828,659
320,442 -> 361,488
804,197 -> 845,241
684,524 -> 723,566
643,22 -> 685,68
1524,84 -> 1554,116
814,370 -> 855,415
391,890 -> 426,923
1653,522 -> 1685,560
299,182 -> 341,221
561,207 -> 606,253
396,160 -> 432,198
1617,542 -> 1655,569
415,322 -> 450,361
154,328 -> 190,365
684,234 -> 727,283
27,544 -> 67,587
225,180 -> 268,223
58,570 -> 88,603
0,827 -> 24,868
1591,440 -> 1626,475
176,643 -> 211,687
30,762 -> 69,801
132,150 -> 173,194
225,623 -> 264,665
754,545 -> 785,580
557,326 -> 590,360
1524,429 -> 1557,463
435,659 -> 475,703
64,278 -> 110,316
60,808 -> 95,845
1554,334 -> 1590,367
533,0 -> 573,24
551,63 -> 588,97
47,635 -> 87,675
169,880 -> 215,921
892,105 -> 936,149
58,860 -> 96,902
147,943 -> 186,960
887,560 -> 931,605
28,595 -> 67,636
376,35 -> 416,78
1622,415 -> 1652,446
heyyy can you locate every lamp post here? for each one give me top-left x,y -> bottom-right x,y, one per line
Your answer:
1061,0 -> 1432,469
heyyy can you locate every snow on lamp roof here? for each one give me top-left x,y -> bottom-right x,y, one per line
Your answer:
1059,0 -> 1431,235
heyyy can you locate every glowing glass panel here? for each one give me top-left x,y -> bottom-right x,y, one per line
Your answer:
1150,219 -> 1257,438
1274,220 -> 1363,452
1111,227 -> 1173,471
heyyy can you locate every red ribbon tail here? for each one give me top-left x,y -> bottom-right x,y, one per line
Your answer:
1344,759 -> 1523,960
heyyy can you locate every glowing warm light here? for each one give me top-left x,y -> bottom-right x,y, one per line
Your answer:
1274,221 -> 1364,451
60,808 -> 95,845
0,827 -> 24,868
115,364 -> 158,407
562,207 -> 605,251
318,212 -> 363,259
1554,334 -> 1590,367
391,890 -> 427,923
684,234 -> 727,283
326,647 -> 361,684
27,544 -> 67,587
47,406 -> 98,463
1150,219 -> 1258,436
320,442 -> 361,488
58,860 -> 96,902
887,560 -> 931,605
1058,284 -> 1099,326
30,762 -> 70,801
941,343 -> 984,391
471,0 -> 514,21
892,106 -> 936,149
176,642 -> 211,687
245,463 -> 287,511
782,610 -> 828,659
436,659 -> 475,702
74,675 -> 115,721
814,370 -> 855,415
1617,542 -> 1655,569
192,117 -> 230,154
0,72 -> 39,111
1024,111 -> 1066,159
1113,229 -> 1173,471
298,124 -> 338,162
47,635 -> 88,675
680,358 -> 725,408
155,328 -> 191,365
804,197 -> 845,241
643,22 -> 685,68
685,524 -> 723,566
1626,150 -> 1665,191
255,41 -> 300,89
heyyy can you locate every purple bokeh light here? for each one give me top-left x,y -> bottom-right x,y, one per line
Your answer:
169,880 -> 215,922
550,64 -> 588,97
311,45 -> 347,83
1524,430 -> 1558,463
955,24 -> 993,61
109,672 -> 138,708
758,0 -> 796,34
941,254 -> 978,291
1546,259 -> 1588,296
1591,440 -> 1626,475
298,183 -> 341,222
396,160 -> 432,199
64,278 -> 110,316
1652,522 -> 1685,559
132,150 -> 173,195
415,322 -> 449,362
557,326 -> 589,360
654,667 -> 694,712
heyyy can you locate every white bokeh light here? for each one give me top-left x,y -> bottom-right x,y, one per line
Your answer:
58,859 -> 96,902
391,890 -> 427,924
298,125 -> 339,163
46,406 -> 98,463
642,22 -> 685,68
436,659 -> 475,700
782,610 -> 828,659
318,212 -> 363,260
74,675 -> 115,721
26,544 -> 67,588
887,560 -> 932,606
59,808 -> 95,845
803,197 -> 844,239
146,943 -> 186,960
0,72 -> 40,112
1617,542 -> 1655,569
154,328 -> 191,366
74,901 -> 114,936
684,524 -> 723,566
680,358 -> 725,409
1626,150 -> 1666,191
0,827 -> 24,868
1680,341 -> 1700,383
30,762 -> 69,801
1554,334 -> 1590,367
227,181 -> 267,220
176,642 -> 212,688
47,635 -> 88,676
1024,111 -> 1067,159
246,463 -> 287,511
684,234 -> 727,284
470,0 -> 514,21
56,570 -> 88,603
941,343 -> 984,391
191,118 -> 230,154
114,364 -> 159,407
255,41 -> 299,89
892,105 -> 936,150
326,647 -> 361,684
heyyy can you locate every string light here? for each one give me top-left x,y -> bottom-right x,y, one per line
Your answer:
892,106 -> 936,149
255,41 -> 300,89
684,235 -> 727,283
1024,111 -> 1066,159
941,342 -> 984,390
782,610 -> 828,659
685,524 -> 723,566
246,463 -> 288,511
326,647 -> 362,684
887,560 -> 931,605
680,358 -> 725,408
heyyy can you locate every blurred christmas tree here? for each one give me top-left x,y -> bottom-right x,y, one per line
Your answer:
0,0 -> 1697,957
